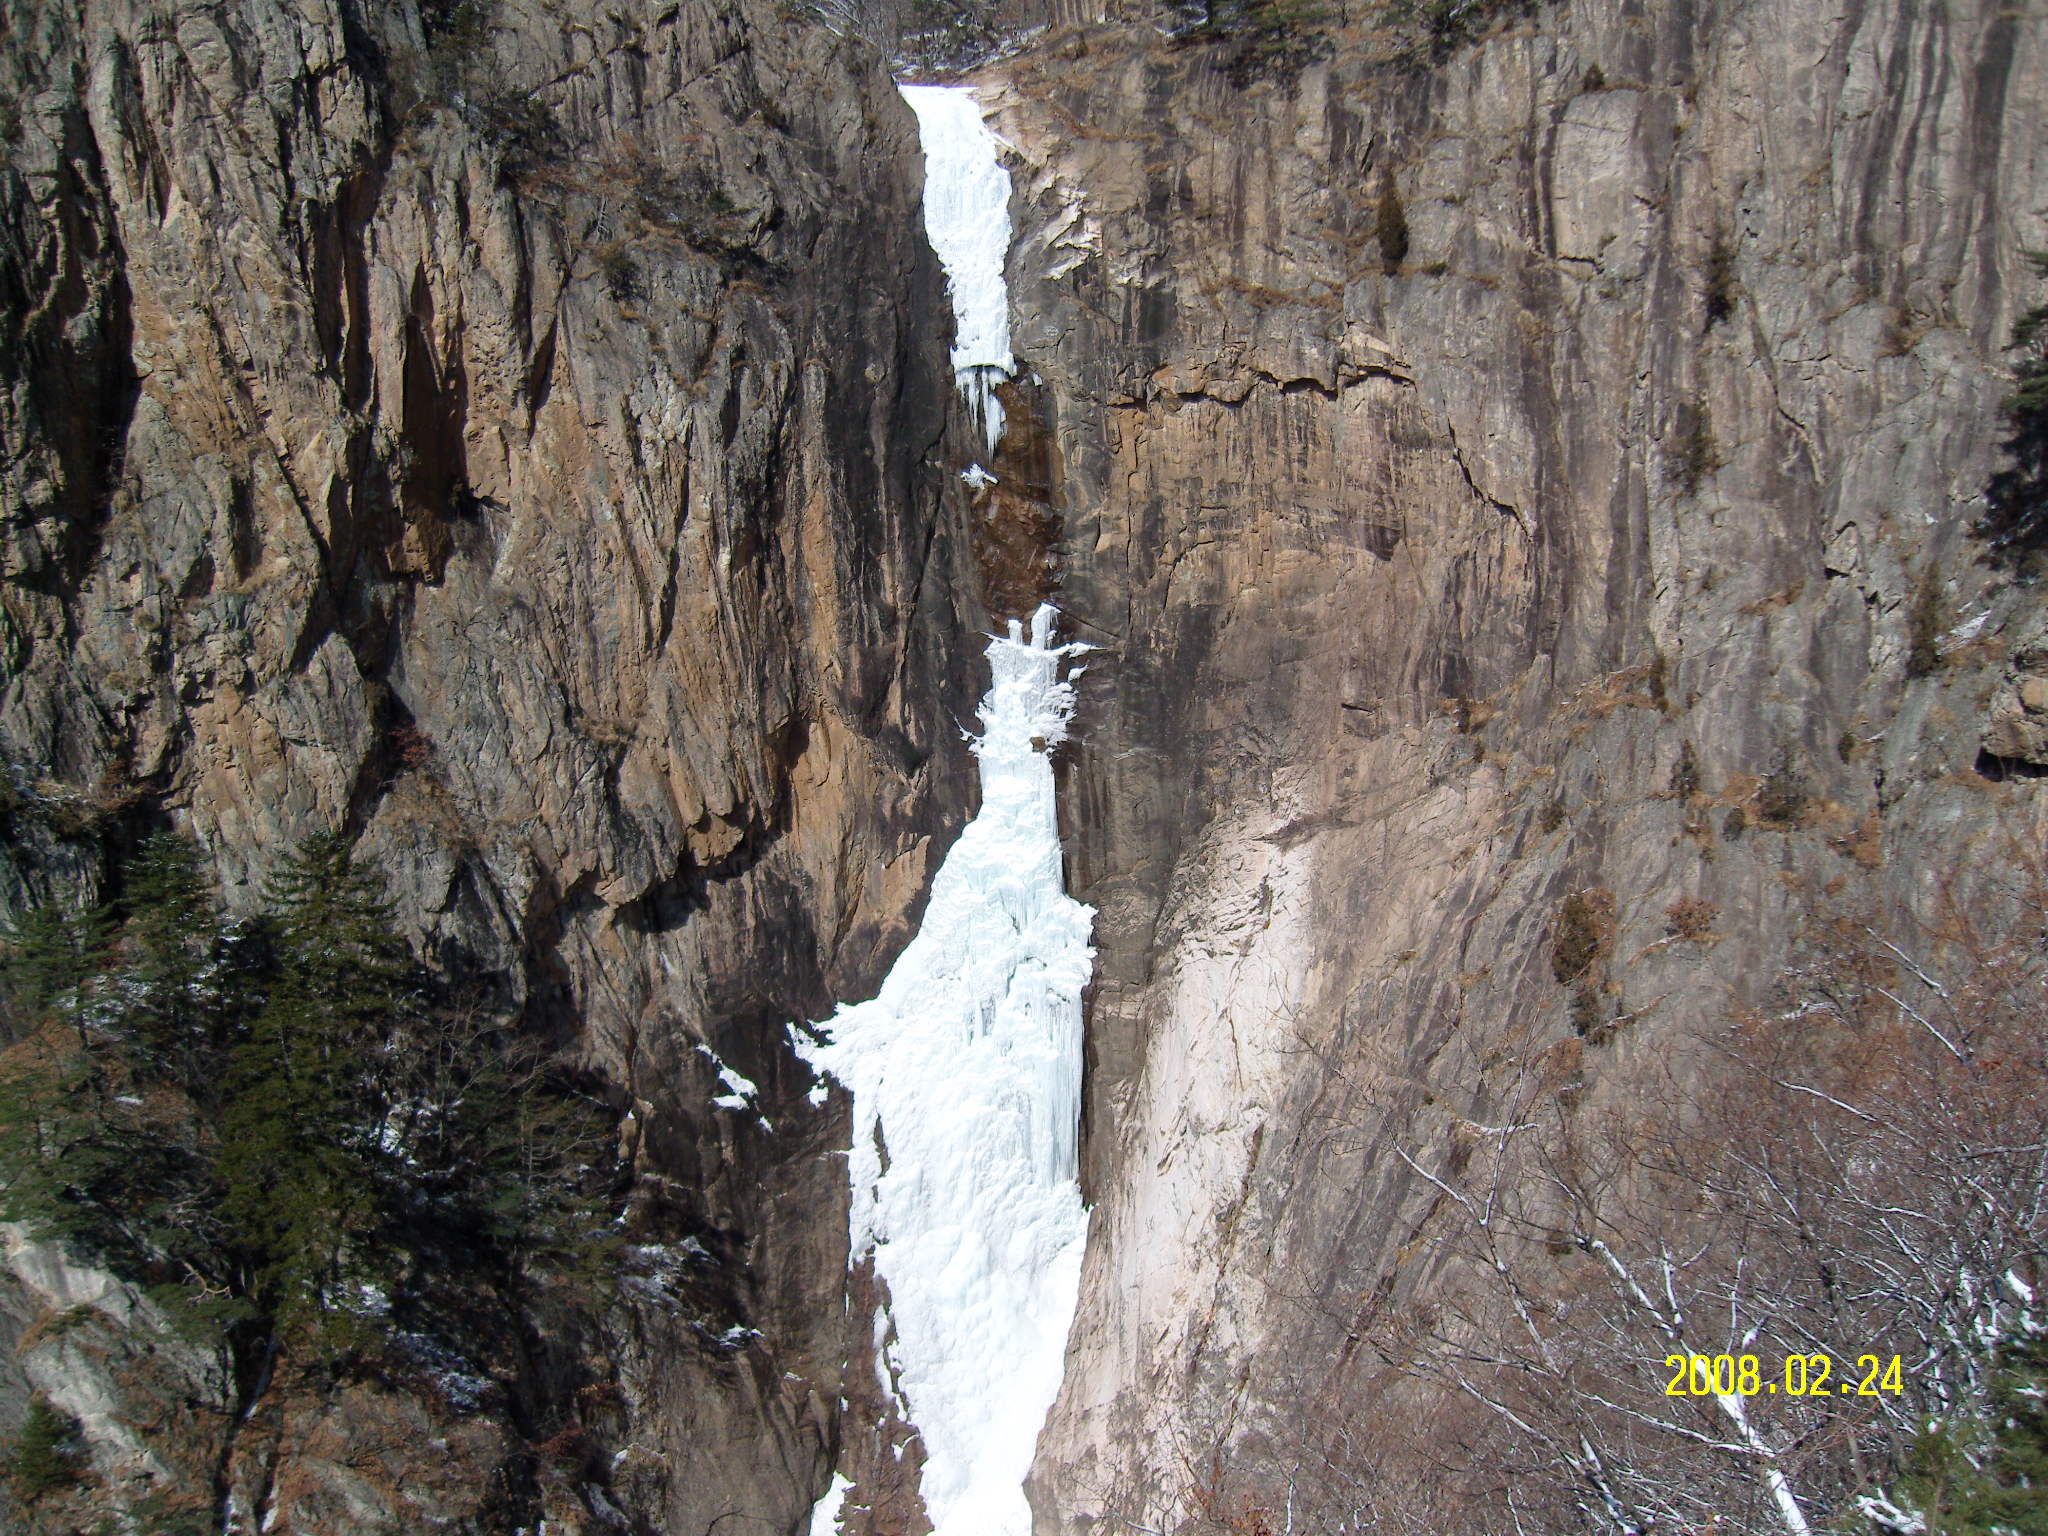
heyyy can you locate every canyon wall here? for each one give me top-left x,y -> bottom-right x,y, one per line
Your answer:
0,0 -> 979,1526
980,0 -> 2048,1525
5,0 -> 2048,1528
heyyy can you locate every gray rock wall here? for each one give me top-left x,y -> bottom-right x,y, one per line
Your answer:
0,0 -> 979,1526
7,0 -> 2048,1527
979,0 -> 2048,1524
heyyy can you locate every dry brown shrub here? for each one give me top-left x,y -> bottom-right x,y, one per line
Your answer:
1551,888 -> 1614,983
1661,894 -> 1718,940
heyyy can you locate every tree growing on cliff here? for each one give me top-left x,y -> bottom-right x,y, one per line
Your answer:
216,834 -> 413,1335
1975,253 -> 2048,566
4,1397 -> 83,1503
1196,856 -> 2048,1536
0,868 -> 226,1297
117,832 -> 233,1099
1390,0 -> 1535,52
0,830 -> 620,1362
1174,0 -> 1330,81
0,899 -> 110,1044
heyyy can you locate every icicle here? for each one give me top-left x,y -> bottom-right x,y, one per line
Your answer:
795,604 -> 1095,1536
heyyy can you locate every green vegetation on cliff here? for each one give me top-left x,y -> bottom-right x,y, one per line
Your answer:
3,1398 -> 81,1505
1867,1326 -> 2048,1536
0,831 -> 621,1364
1977,254 -> 2048,567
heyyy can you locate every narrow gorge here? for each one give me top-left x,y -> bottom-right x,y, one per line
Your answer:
0,0 -> 2045,1533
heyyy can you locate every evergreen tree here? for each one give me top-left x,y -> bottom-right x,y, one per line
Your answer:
1945,1326 -> 2048,1535
0,860 -> 236,1307
0,1036 -> 105,1238
1977,253 -> 2048,564
4,1396 -> 81,1502
218,833 -> 413,1336
255,832 -> 411,1006
0,1018 -> 230,1310
115,832 -> 222,1090
0,829 -> 618,1377
0,896 -> 180,1272
1872,1325 -> 2048,1536
0,900 -> 112,1044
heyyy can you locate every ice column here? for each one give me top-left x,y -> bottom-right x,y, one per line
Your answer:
901,83 -> 1015,451
796,606 -> 1094,1536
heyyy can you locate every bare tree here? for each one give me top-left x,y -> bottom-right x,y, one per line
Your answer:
1366,861 -> 2048,1535
1163,854 -> 2048,1536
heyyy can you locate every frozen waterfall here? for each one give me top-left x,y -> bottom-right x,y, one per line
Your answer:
796,606 -> 1095,1536
901,83 -> 1015,451
795,84 -> 1090,1536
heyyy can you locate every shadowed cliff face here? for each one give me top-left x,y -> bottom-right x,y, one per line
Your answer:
980,1 -> 2048,1525
0,0 -> 980,1526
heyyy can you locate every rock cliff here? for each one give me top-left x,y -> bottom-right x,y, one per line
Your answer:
976,0 -> 2048,1525
0,0 -> 980,1526
974,0 -> 2048,1531
4,0 -> 2048,1529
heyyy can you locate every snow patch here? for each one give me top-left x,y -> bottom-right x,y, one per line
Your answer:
698,1043 -> 772,1129
796,605 -> 1094,1536
901,84 -> 1014,450
696,1043 -> 758,1104
808,1472 -> 855,1536
1946,608 -> 1991,645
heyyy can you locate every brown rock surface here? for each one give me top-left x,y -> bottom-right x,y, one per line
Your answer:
974,1 -> 2048,1525
0,0 -> 980,1526
7,0 -> 2048,1527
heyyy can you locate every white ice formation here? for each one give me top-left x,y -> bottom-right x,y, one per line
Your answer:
901,83 -> 1014,451
796,605 -> 1095,1536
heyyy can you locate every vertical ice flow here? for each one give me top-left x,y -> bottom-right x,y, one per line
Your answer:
901,84 -> 1014,451
796,607 -> 1095,1536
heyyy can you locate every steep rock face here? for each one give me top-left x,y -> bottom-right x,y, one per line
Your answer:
0,0 -> 978,1526
979,1 -> 2048,1524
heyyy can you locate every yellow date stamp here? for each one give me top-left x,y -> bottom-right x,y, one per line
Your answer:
1663,1352 -> 1904,1398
